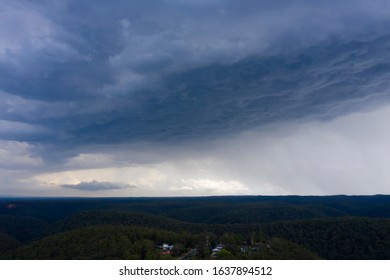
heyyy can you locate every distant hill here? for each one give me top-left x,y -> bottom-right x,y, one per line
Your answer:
51,209 -> 203,233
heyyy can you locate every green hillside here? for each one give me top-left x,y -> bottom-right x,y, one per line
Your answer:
1,196 -> 390,259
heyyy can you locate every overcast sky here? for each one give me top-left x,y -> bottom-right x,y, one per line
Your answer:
1,0 -> 390,197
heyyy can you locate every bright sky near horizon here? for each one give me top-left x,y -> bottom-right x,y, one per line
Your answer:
1,0 -> 390,196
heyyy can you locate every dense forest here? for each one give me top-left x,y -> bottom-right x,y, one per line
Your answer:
0,195 -> 390,260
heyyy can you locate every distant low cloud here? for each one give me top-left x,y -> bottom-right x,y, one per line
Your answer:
61,181 -> 137,191
170,179 -> 249,195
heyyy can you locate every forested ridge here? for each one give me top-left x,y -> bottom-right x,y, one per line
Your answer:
1,195 -> 390,260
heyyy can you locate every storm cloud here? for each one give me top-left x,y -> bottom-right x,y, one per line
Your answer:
1,0 -> 390,196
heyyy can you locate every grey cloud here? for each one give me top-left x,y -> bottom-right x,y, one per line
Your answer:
61,180 -> 137,191
4,31 -> 390,156
0,141 -> 43,170
64,34 -> 390,146
3,0 -> 390,102
2,0 -> 390,196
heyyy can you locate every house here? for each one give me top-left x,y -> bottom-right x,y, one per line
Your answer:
211,244 -> 224,257
159,243 -> 174,255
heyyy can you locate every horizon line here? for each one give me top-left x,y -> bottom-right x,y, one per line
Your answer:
0,194 -> 388,200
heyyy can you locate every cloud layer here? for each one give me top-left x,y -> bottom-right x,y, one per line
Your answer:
1,0 -> 390,196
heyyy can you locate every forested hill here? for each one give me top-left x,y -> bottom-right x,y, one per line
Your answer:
0,195 -> 390,260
